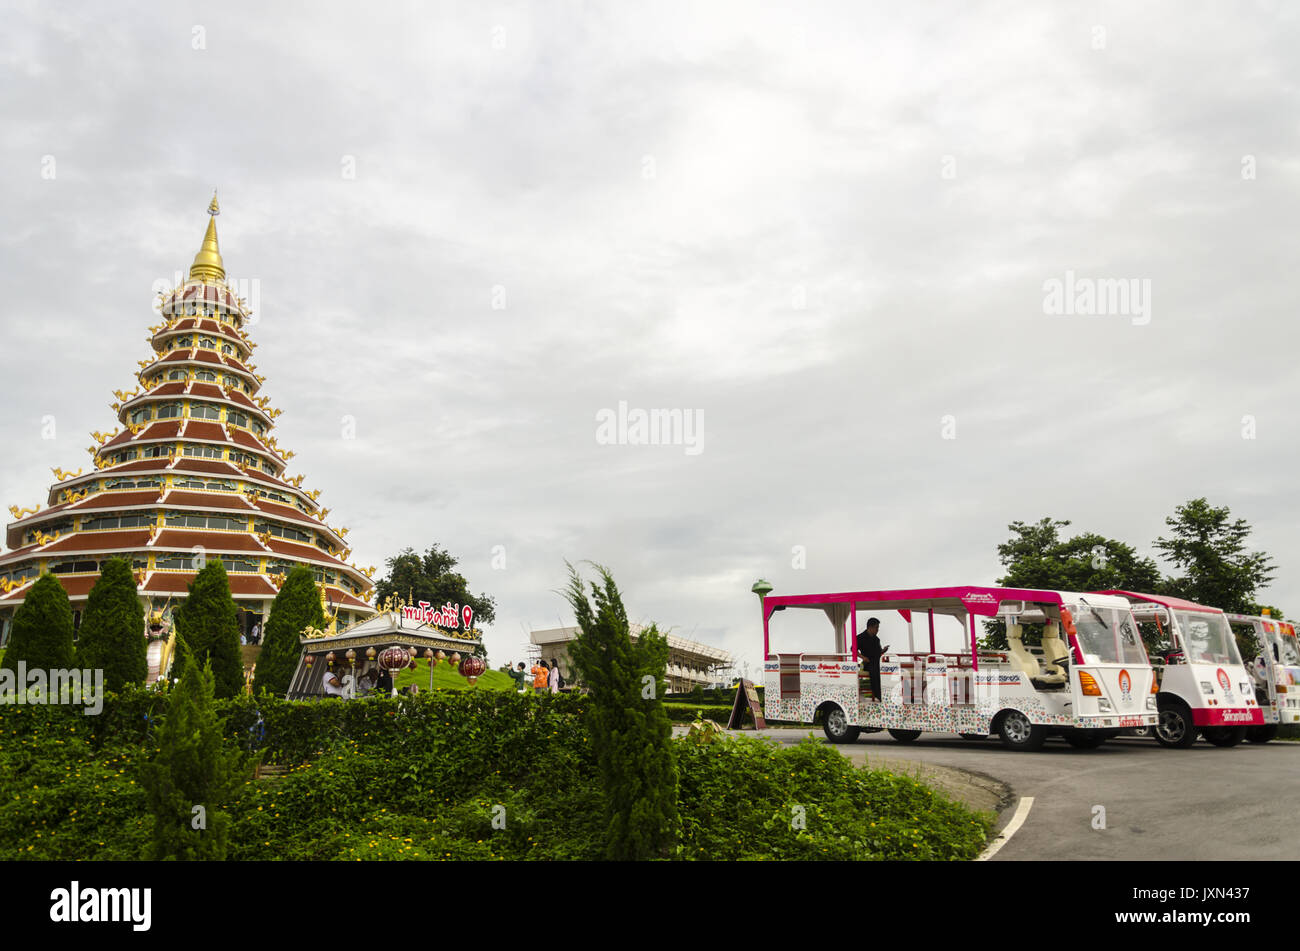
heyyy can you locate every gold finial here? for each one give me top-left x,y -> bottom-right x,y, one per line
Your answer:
189,193 -> 225,282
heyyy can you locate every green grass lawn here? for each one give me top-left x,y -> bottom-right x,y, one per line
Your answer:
392,658 -> 517,693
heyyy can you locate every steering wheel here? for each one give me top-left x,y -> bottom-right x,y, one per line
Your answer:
1051,655 -> 1071,671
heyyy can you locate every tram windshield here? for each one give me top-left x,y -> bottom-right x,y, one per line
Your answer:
1072,603 -> 1147,664
1176,612 -> 1241,665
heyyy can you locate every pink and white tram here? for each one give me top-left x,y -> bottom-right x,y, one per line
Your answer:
760,585 -> 1158,751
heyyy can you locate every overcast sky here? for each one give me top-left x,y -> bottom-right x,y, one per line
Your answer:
2,1 -> 1298,671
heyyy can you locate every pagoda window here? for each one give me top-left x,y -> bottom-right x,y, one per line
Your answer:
228,411 -> 248,428
222,344 -> 235,356
254,520 -> 311,543
154,553 -> 192,570
223,375 -> 240,388
129,408 -> 153,425
82,512 -> 154,531
131,557 -> 149,572
182,445 -> 223,459
195,370 -> 217,382
0,565 -> 38,584
51,559 -> 98,575
166,370 -> 185,381
157,403 -> 182,419
186,303 -> 197,315
190,403 -> 221,420
252,421 -> 266,437
115,449 -> 139,463
199,337 -> 217,350
176,335 -> 193,347
225,558 -> 260,573
141,446 -> 173,458
105,477 -> 161,490
175,478 -> 235,491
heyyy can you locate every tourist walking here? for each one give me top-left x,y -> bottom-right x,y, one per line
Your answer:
548,659 -> 561,694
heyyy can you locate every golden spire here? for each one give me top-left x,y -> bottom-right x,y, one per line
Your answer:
188,191 -> 225,282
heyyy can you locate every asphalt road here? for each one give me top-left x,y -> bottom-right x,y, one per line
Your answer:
754,729 -> 1300,860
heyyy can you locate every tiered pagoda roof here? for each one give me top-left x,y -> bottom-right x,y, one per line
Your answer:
0,196 -> 377,626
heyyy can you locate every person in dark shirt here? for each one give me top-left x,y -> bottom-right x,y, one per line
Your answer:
858,617 -> 884,700
376,666 -> 394,696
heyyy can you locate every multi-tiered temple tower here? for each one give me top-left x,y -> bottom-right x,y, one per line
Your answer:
0,197 -> 376,644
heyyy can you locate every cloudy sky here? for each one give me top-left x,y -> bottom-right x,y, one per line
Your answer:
2,1 -> 1298,671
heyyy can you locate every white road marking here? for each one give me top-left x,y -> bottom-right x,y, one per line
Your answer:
977,796 -> 1033,861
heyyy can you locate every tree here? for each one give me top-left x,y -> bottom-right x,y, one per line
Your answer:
172,560 -> 243,699
139,654 -> 245,860
0,573 -> 75,676
1153,498 -> 1277,615
561,562 -> 678,860
253,565 -> 325,696
76,558 -> 147,691
374,545 -> 496,654
983,518 -> 1163,647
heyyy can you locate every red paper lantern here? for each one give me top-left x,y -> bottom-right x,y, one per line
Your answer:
378,646 -> 410,671
345,649 -> 356,665
458,655 -> 486,679
365,646 -> 376,661
304,654 -> 315,667
325,651 -> 336,667
434,650 -> 446,666
449,652 -> 461,667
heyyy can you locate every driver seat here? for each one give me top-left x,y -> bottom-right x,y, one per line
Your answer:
1038,622 -> 1069,684
1006,624 -> 1042,681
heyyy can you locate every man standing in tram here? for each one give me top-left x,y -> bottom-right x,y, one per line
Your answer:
858,617 -> 884,700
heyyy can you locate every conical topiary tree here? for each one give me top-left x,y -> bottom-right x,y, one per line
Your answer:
562,561 -> 678,860
139,653 -> 245,860
0,573 -> 75,675
252,564 -> 325,696
76,558 -> 147,691
172,559 -> 243,699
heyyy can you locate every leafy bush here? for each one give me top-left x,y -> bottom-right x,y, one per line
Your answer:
0,690 -> 990,862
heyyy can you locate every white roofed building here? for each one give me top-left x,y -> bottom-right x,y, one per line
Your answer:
530,624 -> 732,692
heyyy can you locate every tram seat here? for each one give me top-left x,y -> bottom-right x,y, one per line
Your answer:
1038,622 -> 1069,684
1005,624 -> 1041,680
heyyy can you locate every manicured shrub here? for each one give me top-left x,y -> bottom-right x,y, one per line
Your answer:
172,560 -> 243,699
139,655 -> 248,859
76,558 -> 147,691
562,563 -> 678,859
0,573 -> 75,677
252,565 -> 324,697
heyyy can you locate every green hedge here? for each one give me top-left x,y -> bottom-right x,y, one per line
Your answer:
0,687 -> 991,861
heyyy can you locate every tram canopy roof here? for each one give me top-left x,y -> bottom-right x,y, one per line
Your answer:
1095,590 -> 1222,615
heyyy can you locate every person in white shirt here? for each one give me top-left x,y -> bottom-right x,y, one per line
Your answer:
322,668 -> 346,698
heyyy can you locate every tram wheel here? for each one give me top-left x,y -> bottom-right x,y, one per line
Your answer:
821,705 -> 860,744
1246,725 -> 1278,744
997,710 -> 1047,752
1154,701 -> 1197,749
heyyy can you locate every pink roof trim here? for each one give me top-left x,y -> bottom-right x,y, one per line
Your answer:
1095,590 -> 1222,615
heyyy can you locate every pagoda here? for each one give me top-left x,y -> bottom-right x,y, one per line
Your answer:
0,196 -> 376,644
